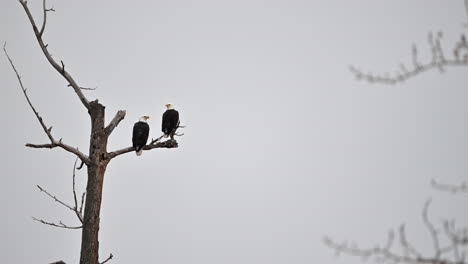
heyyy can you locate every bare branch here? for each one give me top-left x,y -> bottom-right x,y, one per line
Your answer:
39,0 -> 55,37
49,261 -> 66,264
324,200 -> 463,264
105,110 -> 126,136
35,159 -> 85,224
25,142 -> 89,164
32,217 -> 82,230
107,139 -> 178,160
350,32 -> 468,85
37,185 -> 75,212
399,224 -> 422,258
150,135 -> 165,145
79,192 -> 86,216
72,158 -> 84,223
4,43 -> 90,165
77,160 -> 85,170
99,253 -> 114,264
431,179 -> 468,194
67,84 -> 97,91
18,0 -> 90,108
444,220 -> 468,245
422,199 -> 443,260
80,86 -> 97,91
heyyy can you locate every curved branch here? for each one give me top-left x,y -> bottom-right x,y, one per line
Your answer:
107,139 -> 178,160
39,0 -> 55,37
18,0 -> 90,109
99,253 -> 114,264
4,43 -> 90,165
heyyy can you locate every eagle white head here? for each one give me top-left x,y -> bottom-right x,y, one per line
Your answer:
138,115 -> 150,122
165,103 -> 175,110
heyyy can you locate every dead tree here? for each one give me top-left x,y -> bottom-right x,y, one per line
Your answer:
4,1 -> 180,263
324,1 -> 468,264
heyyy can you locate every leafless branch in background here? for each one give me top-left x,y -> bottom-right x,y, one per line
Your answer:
324,200 -> 468,264
350,33 -> 468,84
330,2 -> 468,264
432,179 -> 468,194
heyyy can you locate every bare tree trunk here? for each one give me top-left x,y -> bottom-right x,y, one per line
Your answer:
80,101 -> 109,264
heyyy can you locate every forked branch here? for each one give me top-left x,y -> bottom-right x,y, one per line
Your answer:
324,200 -> 467,264
3,43 -> 90,165
32,160 -> 86,229
18,0 -> 90,108
350,32 -> 468,84
39,0 -> 55,37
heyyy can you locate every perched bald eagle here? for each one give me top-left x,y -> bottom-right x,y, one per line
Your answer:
132,115 -> 150,156
162,104 -> 180,139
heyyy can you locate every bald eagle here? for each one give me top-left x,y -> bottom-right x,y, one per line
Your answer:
132,115 -> 150,156
162,104 -> 180,139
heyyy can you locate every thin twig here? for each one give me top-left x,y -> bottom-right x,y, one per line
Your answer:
32,217 -> 82,230
72,158 -> 83,223
37,185 -> 75,212
99,253 -> 114,264
80,86 -> 97,90
39,0 -> 54,37
77,160 -> 85,170
422,199 -> 442,260
399,224 -> 422,258
79,192 -> 86,216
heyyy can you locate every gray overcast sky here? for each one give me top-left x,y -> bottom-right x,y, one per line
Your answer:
1,0 -> 468,263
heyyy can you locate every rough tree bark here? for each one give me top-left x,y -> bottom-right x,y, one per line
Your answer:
81,101 -> 108,264
5,1 -> 181,263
